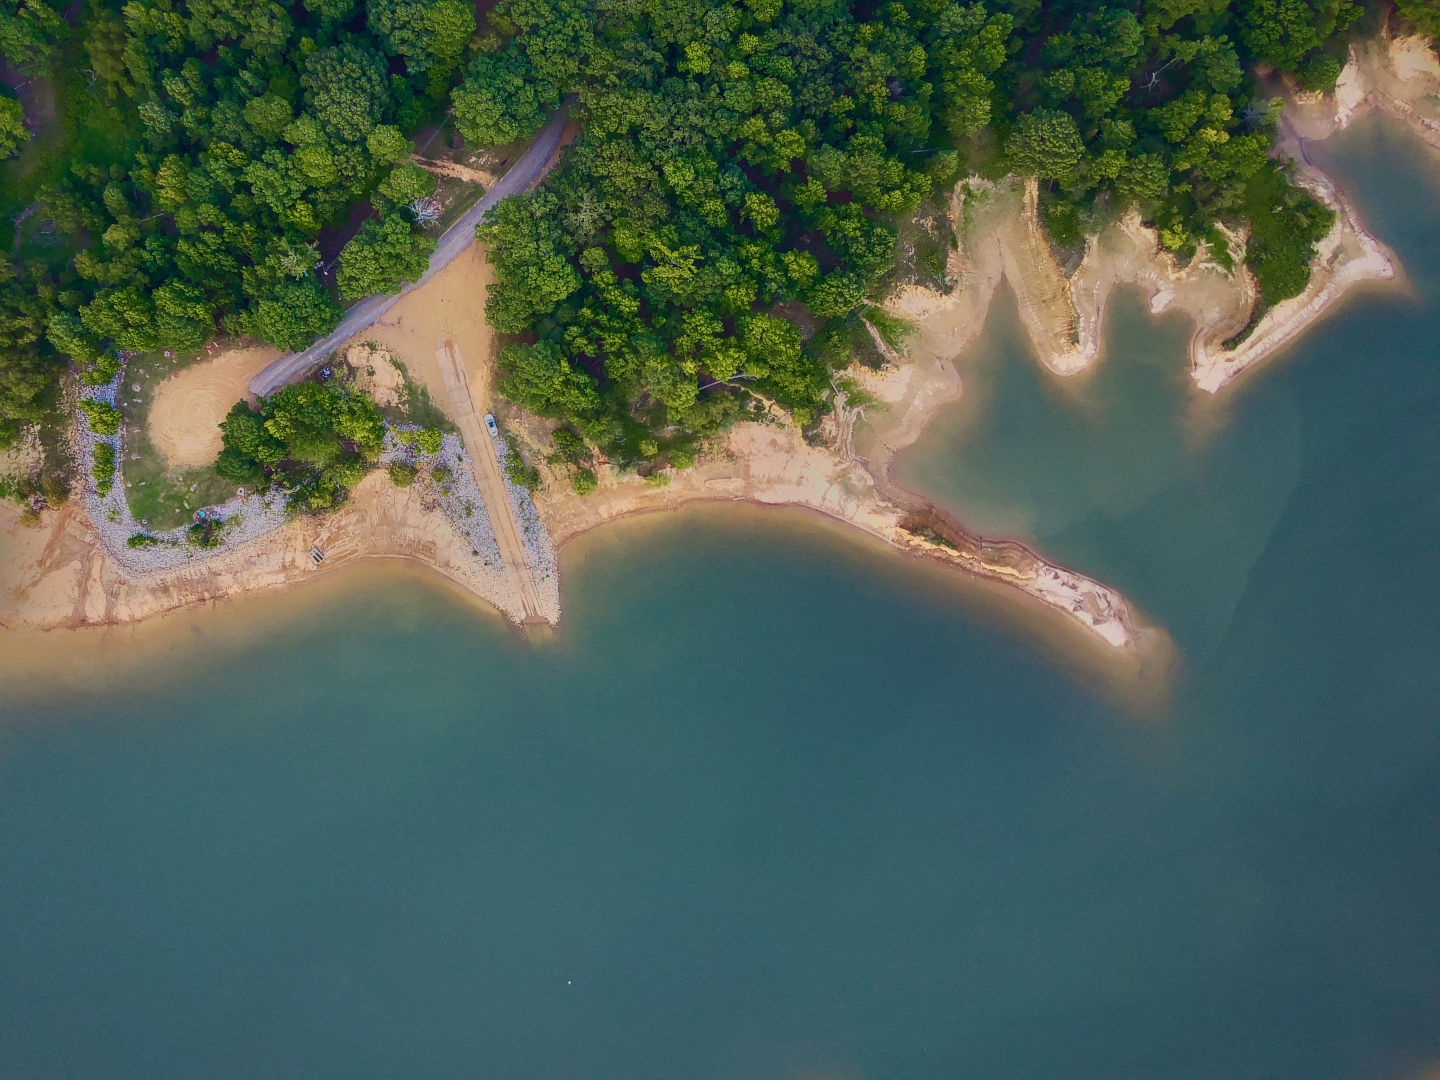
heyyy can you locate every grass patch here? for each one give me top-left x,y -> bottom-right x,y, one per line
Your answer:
115,348 -> 245,530
387,356 -> 456,432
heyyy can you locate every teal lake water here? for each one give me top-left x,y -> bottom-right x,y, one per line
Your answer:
2,119 -> 1437,1078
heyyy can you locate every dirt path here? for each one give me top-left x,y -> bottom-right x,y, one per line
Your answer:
149,345 -> 282,469
414,157 -> 497,186
434,339 -> 544,622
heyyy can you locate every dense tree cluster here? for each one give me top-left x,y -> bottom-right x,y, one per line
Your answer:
1397,0 -> 1440,36
457,0 -> 1368,459
0,0 -> 466,465
216,381 -> 385,511
0,0 -> 1423,498
461,0 -> 1012,457
988,0 -> 1349,302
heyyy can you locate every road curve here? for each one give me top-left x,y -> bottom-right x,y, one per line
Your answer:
249,113 -> 567,397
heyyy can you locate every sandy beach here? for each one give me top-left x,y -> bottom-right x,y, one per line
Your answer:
2,34 -> 1436,655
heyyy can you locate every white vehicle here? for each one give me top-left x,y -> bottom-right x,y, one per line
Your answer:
484,413 -> 499,438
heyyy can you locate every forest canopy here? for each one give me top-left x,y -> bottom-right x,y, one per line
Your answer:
0,0 -> 464,472
453,0 -> 1365,464
0,0 -> 1402,499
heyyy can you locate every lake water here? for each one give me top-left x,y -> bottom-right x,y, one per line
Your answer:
1,119 -> 1437,1079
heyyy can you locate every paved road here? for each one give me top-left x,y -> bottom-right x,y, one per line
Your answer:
434,338 -> 545,622
249,113 -> 567,397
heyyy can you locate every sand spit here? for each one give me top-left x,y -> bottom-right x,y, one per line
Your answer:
517,412 -> 1144,651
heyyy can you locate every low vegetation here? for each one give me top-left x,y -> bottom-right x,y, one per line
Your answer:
90,441 -> 116,496
217,382 -> 385,512
77,399 -> 120,437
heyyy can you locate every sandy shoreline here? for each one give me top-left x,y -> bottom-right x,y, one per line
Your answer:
2,35 -> 1436,659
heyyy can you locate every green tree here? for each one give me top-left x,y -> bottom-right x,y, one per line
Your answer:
337,215 -> 436,300
476,193 -> 580,332
452,51 -> 552,147
1005,109 -> 1088,182
497,340 -> 600,418
0,95 -> 27,160
0,0 -> 63,76
375,161 -> 436,214
1237,0 -> 1360,77
302,44 -> 391,141
153,281 -> 215,351
249,279 -> 342,352
81,288 -> 158,352
1396,0 -> 1440,36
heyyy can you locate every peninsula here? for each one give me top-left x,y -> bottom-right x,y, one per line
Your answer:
2,0 -> 1437,659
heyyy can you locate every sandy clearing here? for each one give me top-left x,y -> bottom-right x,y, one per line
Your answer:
148,345 -> 282,469
346,242 -> 498,408
345,344 -> 405,407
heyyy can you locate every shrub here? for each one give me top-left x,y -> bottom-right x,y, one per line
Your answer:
92,442 -> 116,496
186,519 -> 225,548
80,355 -> 122,387
414,427 -> 443,454
127,532 -> 161,548
389,461 -> 418,486
40,474 -> 68,506
431,465 -> 450,483
78,400 -> 122,436
503,445 -> 541,489
571,467 -> 597,495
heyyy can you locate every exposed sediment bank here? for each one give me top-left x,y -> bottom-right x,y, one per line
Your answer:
0,469 -> 524,632
890,35 -> 1436,402
2,36 -> 1434,653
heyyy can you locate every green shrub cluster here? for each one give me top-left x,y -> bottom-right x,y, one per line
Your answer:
502,444 -> 541,490
393,426 -> 444,454
186,518 -> 226,548
91,440 -> 116,495
78,399 -> 120,436
570,466 -> 597,495
217,382 -> 384,512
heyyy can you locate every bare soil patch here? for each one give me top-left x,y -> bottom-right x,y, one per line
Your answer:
347,242 -> 498,409
149,345 -> 281,469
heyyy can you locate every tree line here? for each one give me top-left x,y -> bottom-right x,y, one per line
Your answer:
0,0 -> 468,484
447,0 -> 1423,469
3,0 -> 1438,501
